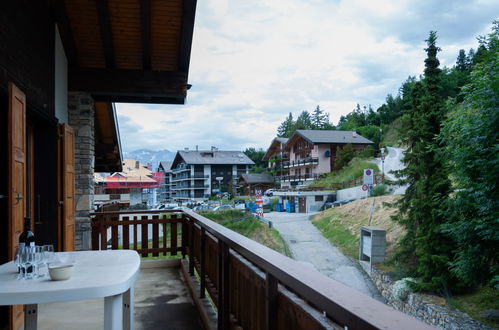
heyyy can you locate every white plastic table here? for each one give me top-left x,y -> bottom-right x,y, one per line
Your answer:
0,250 -> 140,330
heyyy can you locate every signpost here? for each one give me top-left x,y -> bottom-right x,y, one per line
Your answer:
255,190 -> 264,217
363,169 -> 374,197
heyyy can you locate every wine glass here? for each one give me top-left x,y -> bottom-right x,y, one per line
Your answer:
19,247 -> 34,280
33,246 -> 43,278
42,245 -> 55,276
14,246 -> 24,280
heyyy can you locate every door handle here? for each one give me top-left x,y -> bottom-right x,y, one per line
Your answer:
0,194 -> 7,199
14,191 -> 23,205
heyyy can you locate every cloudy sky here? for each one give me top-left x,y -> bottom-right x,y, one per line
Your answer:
116,0 -> 498,153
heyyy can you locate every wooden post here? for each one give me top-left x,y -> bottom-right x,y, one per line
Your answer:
152,214 -> 159,257
188,219 -> 194,276
200,228 -> 206,298
141,215 -> 148,257
265,272 -> 278,330
181,215 -> 188,258
217,240 -> 230,330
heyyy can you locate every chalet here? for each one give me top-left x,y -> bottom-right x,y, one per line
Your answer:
238,173 -> 275,196
279,130 -> 374,188
261,137 -> 290,178
170,149 -> 254,200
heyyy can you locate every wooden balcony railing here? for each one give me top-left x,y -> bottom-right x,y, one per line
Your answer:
90,209 -> 429,330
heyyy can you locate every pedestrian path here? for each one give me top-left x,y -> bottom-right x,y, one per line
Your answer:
266,212 -> 382,300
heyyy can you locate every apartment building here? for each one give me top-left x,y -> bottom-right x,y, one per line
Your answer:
170,149 -> 254,200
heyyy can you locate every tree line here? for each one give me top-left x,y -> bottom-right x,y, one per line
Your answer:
271,22 -> 498,293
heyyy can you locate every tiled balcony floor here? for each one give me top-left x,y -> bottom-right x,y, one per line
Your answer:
37,263 -> 203,330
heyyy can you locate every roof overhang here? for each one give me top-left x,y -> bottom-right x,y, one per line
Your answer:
94,102 -> 123,172
262,138 -> 284,161
54,0 -> 197,104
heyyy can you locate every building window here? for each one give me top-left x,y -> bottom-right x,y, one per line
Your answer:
315,195 -> 324,201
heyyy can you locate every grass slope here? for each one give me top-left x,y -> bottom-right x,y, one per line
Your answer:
201,210 -> 292,257
311,195 -> 403,259
309,157 -> 380,188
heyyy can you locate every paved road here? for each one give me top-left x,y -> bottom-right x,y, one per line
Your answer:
378,146 -> 407,194
266,212 -> 382,300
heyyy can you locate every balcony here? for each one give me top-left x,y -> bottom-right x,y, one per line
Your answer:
278,173 -> 319,182
38,209 -> 427,330
282,157 -> 319,168
172,164 -> 191,173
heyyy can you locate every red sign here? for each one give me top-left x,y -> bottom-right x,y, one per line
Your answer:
362,184 -> 368,191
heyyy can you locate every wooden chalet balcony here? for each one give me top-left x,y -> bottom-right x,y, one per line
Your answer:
86,209 -> 428,330
282,157 -> 319,169
278,173 -> 320,182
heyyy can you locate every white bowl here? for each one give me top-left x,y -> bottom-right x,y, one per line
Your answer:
48,264 -> 74,281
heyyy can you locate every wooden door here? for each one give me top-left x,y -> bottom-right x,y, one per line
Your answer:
298,197 -> 306,213
60,124 -> 75,251
8,82 -> 26,330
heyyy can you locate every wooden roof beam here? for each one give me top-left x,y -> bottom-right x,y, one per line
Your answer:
68,67 -> 187,103
96,0 -> 115,68
178,0 -> 197,74
140,0 -> 151,70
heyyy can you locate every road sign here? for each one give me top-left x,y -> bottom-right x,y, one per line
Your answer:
363,169 -> 374,185
362,184 -> 368,191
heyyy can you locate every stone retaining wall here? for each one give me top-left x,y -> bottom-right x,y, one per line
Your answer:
366,264 -> 490,329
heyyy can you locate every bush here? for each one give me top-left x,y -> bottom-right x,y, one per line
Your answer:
370,184 -> 393,197
358,145 -> 375,158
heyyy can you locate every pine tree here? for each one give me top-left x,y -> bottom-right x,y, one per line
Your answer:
295,111 -> 312,130
277,112 -> 295,137
311,105 -> 328,129
393,31 -> 453,292
455,49 -> 467,71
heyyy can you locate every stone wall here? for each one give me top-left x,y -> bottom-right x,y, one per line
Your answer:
367,265 -> 490,329
68,92 -> 95,250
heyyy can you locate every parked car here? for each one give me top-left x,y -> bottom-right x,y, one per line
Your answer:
264,189 -> 274,197
155,203 -> 177,210
213,205 -> 234,211
193,204 -> 213,212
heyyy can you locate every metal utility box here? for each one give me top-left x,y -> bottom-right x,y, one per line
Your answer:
359,226 -> 386,264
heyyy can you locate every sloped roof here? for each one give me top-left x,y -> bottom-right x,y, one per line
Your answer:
292,130 -> 374,145
115,159 -> 152,177
158,161 -> 173,172
240,173 -> 274,184
172,150 -> 255,167
262,137 -> 289,161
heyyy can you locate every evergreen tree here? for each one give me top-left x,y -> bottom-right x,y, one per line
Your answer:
455,49 -> 467,71
277,112 -> 295,137
440,22 -> 499,288
311,105 -> 328,129
393,31 -> 453,292
295,111 -> 312,130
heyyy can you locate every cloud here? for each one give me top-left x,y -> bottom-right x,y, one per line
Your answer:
116,0 -> 499,153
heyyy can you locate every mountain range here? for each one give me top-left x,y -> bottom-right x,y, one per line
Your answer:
122,149 -> 175,170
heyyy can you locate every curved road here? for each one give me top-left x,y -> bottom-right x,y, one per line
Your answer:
265,212 -> 382,300
378,147 -> 407,194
